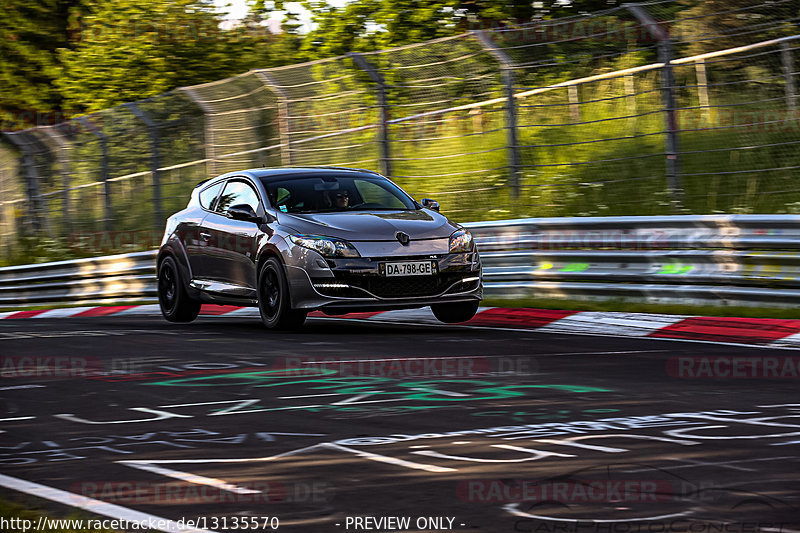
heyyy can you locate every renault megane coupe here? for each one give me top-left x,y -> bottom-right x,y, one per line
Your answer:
157,167 -> 482,329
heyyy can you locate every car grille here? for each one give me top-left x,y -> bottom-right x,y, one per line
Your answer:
314,272 -> 471,298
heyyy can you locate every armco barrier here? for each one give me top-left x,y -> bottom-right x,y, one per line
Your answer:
2,215 -> 800,309
0,250 -> 157,307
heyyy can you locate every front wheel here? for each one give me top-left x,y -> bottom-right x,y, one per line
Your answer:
158,256 -> 201,323
431,300 -> 480,324
258,257 -> 307,330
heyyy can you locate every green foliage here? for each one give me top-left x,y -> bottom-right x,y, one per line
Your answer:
0,0 -> 303,118
256,0 -> 627,59
671,0 -> 800,57
3,0 -> 800,268
0,0 -> 81,128
0,236 -> 77,267
58,0 -> 258,112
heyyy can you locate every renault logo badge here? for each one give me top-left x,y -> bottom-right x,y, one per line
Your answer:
396,232 -> 410,246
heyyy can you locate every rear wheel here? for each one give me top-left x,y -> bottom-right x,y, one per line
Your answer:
158,256 -> 201,322
431,300 -> 479,324
258,257 -> 307,330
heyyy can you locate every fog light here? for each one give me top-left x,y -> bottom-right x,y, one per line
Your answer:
313,283 -> 350,289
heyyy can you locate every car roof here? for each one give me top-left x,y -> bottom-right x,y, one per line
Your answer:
252,167 -> 382,181
195,167 -> 382,188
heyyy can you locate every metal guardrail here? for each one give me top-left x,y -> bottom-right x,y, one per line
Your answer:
471,214 -> 800,307
0,251 -> 157,307
3,215 -> 800,309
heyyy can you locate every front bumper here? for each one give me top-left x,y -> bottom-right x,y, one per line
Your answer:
286,252 -> 482,311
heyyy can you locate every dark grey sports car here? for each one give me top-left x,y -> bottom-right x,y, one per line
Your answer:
157,167 -> 482,329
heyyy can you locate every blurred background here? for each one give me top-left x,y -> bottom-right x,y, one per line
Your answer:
1,0 -> 799,266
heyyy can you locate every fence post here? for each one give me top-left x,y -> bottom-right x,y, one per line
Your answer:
472,30 -> 522,199
626,3 -> 683,212
625,74 -> 637,116
125,102 -> 164,229
781,41 -> 797,111
2,132 -> 47,233
695,59 -> 711,119
180,87 -> 217,175
39,126 -> 72,235
79,117 -> 113,231
568,85 -> 580,121
256,72 -> 293,166
0,154 -> 11,260
347,53 -> 392,178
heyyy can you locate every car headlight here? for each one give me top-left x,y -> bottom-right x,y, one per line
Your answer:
288,234 -> 360,258
449,228 -> 474,253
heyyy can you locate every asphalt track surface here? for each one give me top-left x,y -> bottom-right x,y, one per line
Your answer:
0,314 -> 798,533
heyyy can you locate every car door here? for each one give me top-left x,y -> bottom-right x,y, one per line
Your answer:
201,178 -> 263,295
186,180 -> 226,280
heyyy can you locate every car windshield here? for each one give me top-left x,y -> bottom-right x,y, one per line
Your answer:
262,174 -> 418,214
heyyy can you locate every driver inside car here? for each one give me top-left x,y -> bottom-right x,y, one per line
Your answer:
332,189 -> 349,209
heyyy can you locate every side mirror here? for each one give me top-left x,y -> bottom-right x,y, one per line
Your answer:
227,204 -> 262,223
421,198 -> 440,212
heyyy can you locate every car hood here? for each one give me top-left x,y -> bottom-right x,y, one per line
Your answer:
278,210 -> 458,241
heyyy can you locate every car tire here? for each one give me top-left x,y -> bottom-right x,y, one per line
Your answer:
158,256 -> 201,323
431,300 -> 480,324
258,257 -> 307,330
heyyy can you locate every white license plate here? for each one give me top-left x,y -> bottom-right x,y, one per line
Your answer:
383,261 -> 434,277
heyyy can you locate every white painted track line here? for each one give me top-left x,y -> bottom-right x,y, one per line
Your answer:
771,331 -> 800,348
0,473 -> 219,533
536,311 -> 689,337
112,304 -> 162,316
213,307 -> 259,317
368,307 -> 442,324
367,306 -> 494,324
33,307 -> 96,318
4,304 -> 800,351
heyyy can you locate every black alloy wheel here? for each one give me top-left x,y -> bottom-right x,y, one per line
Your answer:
158,256 -> 201,322
258,257 -> 307,329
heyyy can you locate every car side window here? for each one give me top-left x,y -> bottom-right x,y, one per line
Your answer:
274,187 -> 290,209
354,179 -> 406,208
216,180 -> 261,214
199,181 -> 225,211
